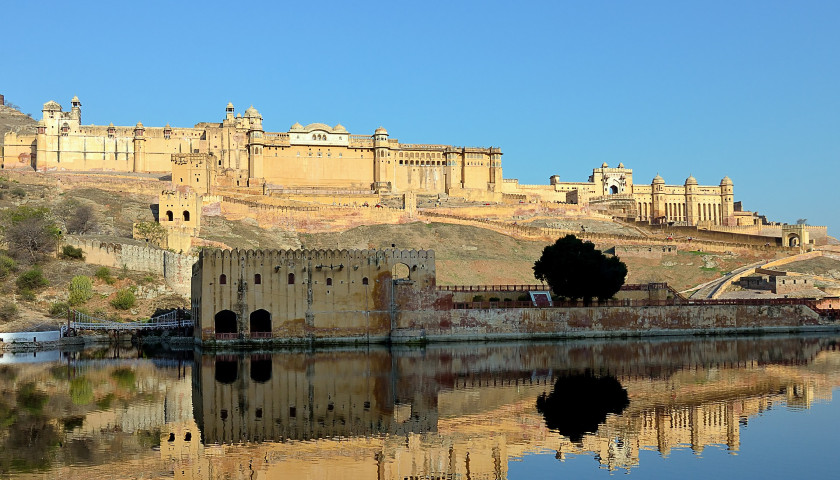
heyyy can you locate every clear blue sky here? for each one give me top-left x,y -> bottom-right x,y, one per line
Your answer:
3,1 -> 838,232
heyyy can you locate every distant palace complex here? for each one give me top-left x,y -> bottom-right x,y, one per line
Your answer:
2,97 -> 746,227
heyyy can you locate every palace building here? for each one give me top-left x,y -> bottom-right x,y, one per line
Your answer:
2,96 -> 738,226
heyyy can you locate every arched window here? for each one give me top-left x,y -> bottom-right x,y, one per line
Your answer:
362,277 -> 369,285
288,273 -> 295,285
312,134 -> 316,140
326,278 -> 332,286
183,210 -> 190,221
166,210 -> 174,222
219,274 -> 227,285
254,274 -> 261,285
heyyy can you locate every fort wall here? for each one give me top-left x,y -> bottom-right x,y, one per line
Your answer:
63,235 -> 196,296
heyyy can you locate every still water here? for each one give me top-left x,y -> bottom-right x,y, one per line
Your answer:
1,335 -> 840,479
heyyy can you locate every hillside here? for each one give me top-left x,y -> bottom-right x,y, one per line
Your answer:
0,104 -> 37,147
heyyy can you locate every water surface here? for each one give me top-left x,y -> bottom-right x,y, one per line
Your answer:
1,335 -> 839,479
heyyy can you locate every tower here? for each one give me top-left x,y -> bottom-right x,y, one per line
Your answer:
373,126 -> 391,193
244,105 -> 264,184
70,95 -> 82,123
684,175 -> 698,225
133,122 -> 146,172
720,176 -> 734,225
651,174 -> 665,222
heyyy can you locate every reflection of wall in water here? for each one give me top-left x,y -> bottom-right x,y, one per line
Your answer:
192,351 -> 437,444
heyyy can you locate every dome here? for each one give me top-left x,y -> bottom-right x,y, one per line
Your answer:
108,122 -> 114,127
601,162 -> 609,168
164,123 -> 171,129
226,102 -> 234,109
135,121 -> 144,127
720,176 -> 733,185
71,95 -> 81,104
244,105 -> 260,117
333,123 -> 347,133
685,175 -> 697,185
652,174 -> 664,184
42,100 -> 61,111
290,122 -> 304,131
618,162 -> 624,168
374,126 -> 388,135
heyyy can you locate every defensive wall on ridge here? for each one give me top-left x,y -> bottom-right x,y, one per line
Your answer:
63,235 -> 196,296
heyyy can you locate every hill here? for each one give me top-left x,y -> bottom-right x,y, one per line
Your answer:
0,104 -> 37,148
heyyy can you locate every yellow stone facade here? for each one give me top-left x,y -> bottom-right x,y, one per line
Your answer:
2,97 -> 502,199
503,163 -> 736,226
2,97 -> 739,226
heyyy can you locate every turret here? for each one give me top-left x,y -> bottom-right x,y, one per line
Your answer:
225,102 -> 234,121
720,176 -> 734,225
70,95 -> 82,123
684,175 -> 698,224
245,106 -> 264,183
133,121 -> 146,172
373,127 -> 390,193
651,174 -> 665,221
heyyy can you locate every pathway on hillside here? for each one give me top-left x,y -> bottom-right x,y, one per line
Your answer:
685,249 -> 831,299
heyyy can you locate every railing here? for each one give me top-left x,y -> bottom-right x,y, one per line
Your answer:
62,310 -> 192,336
450,296 -> 825,310
250,331 -> 272,339
215,332 -> 238,340
438,284 -> 547,292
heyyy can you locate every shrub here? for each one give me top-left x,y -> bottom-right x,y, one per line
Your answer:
0,254 -> 17,279
0,301 -> 18,322
517,294 -> 530,301
489,297 -> 501,302
68,276 -> 93,306
16,266 -> 48,292
472,295 -> 485,302
10,187 -> 26,198
1,206 -> 61,261
140,275 -> 155,284
62,245 -> 85,260
49,301 -> 69,317
111,288 -> 136,310
19,289 -> 35,301
95,267 -> 115,285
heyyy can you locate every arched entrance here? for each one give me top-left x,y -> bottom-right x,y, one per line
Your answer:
250,309 -> 271,338
392,263 -> 410,280
215,357 -> 238,384
214,310 -> 237,338
609,185 -> 619,194
789,235 -> 800,247
250,355 -> 272,383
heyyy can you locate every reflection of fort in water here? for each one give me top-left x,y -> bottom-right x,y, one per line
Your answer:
187,336 -> 840,476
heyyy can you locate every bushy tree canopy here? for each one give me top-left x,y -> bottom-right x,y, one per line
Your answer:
533,235 -> 627,304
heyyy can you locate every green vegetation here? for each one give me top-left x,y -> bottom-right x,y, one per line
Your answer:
61,245 -> 85,260
110,288 -> 136,310
49,301 -> 69,318
0,254 -> 17,279
110,368 -> 136,390
16,266 -> 48,294
69,377 -> 93,406
68,276 -> 93,306
94,266 -> 115,285
472,295 -> 485,302
533,234 -> 627,304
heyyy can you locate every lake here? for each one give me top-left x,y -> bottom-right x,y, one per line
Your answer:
1,334 -> 839,479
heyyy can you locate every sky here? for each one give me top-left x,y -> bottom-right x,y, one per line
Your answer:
2,1 -> 838,232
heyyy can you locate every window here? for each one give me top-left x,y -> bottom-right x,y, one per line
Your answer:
362,277 -> 369,285
166,211 -> 174,222
288,273 -> 295,284
183,211 -> 190,221
219,274 -> 227,285
254,274 -> 261,285
326,278 -> 332,286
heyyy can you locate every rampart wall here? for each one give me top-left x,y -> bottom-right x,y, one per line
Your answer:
63,235 -> 196,296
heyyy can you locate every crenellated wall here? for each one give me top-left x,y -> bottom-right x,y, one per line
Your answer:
63,235 -> 196,296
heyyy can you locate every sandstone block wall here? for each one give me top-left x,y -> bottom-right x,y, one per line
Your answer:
63,235 -> 196,296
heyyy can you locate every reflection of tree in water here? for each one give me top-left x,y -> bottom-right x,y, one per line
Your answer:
536,371 -> 629,443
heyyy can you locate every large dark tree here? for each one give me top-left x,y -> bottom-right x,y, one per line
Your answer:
533,234 -> 627,304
